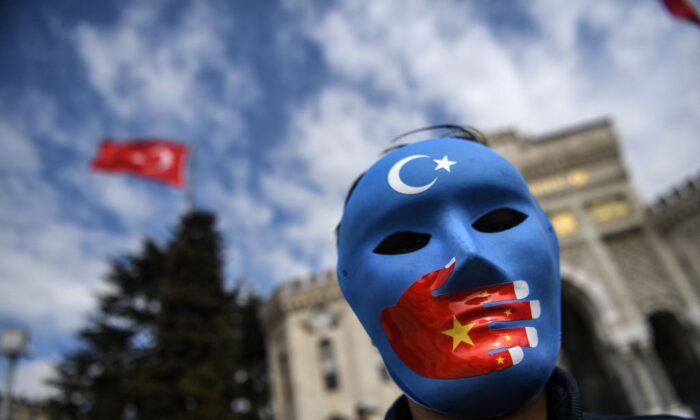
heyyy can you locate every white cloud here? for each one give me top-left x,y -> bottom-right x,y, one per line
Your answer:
87,174 -> 183,230
73,1 -> 257,149
195,86 -> 428,288
9,91 -> 77,149
289,0 -> 700,201
0,219 -> 128,332
249,87 -> 427,283
13,358 -> 59,400
0,121 -> 41,175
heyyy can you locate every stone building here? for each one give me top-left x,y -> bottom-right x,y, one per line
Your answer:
260,119 -> 700,419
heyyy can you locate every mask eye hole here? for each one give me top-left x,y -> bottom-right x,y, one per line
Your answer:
373,232 -> 431,255
472,208 -> 528,233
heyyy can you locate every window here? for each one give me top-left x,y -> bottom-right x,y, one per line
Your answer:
548,210 -> 579,237
586,196 -> 631,224
319,338 -> 340,391
278,352 -> 294,405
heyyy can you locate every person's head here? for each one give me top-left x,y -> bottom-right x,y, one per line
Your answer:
336,126 -> 561,417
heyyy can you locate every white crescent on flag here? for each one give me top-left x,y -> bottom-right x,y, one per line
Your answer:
145,146 -> 175,174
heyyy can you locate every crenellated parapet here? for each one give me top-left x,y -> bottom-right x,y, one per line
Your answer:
260,270 -> 342,330
648,173 -> 700,231
492,118 -> 620,181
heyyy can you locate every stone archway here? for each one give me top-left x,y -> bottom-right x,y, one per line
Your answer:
649,311 -> 700,416
560,263 -> 623,338
560,265 -> 632,414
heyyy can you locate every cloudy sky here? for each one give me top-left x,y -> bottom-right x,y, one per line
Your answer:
0,0 -> 698,399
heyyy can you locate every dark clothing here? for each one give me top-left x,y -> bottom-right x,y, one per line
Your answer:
385,368 -> 691,420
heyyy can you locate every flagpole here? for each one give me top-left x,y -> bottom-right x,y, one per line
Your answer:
185,144 -> 196,212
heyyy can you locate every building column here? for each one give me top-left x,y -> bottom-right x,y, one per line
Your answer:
572,203 -> 641,328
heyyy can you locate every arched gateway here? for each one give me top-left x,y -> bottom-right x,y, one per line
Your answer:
560,264 -> 632,414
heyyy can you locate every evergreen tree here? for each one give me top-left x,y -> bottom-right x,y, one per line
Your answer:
229,284 -> 269,419
135,211 -> 237,419
51,211 -> 270,419
49,240 -> 165,419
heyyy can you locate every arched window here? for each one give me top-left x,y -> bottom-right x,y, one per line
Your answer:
278,352 -> 294,408
649,311 -> 700,416
319,338 -> 340,391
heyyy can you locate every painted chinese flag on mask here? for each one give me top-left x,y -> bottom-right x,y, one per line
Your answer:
380,260 -> 540,379
90,139 -> 190,187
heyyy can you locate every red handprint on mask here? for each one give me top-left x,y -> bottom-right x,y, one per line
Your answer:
380,259 -> 540,379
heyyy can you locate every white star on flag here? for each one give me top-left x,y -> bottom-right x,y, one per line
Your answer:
433,155 -> 456,172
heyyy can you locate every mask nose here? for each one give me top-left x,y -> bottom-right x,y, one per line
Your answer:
433,220 -> 509,296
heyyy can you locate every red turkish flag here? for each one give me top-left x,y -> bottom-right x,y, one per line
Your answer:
661,0 -> 700,26
380,260 -> 539,379
91,139 -> 190,187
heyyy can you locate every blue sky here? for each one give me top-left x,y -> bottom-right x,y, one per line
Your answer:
1,0 -> 698,399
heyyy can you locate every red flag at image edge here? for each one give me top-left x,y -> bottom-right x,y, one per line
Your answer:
661,0 -> 700,26
91,139 -> 190,188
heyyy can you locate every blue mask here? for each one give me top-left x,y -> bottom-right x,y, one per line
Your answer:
337,138 -> 561,417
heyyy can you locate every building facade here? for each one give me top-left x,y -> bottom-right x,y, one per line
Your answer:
260,119 -> 700,419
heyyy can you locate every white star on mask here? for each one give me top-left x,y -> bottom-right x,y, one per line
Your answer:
433,155 -> 457,172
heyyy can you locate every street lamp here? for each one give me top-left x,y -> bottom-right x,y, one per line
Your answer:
0,328 -> 28,420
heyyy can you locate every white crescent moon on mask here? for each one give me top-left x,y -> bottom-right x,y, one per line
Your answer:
388,154 -> 437,195
144,146 -> 174,174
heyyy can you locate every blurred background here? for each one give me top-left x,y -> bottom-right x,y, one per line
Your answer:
0,0 -> 699,419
